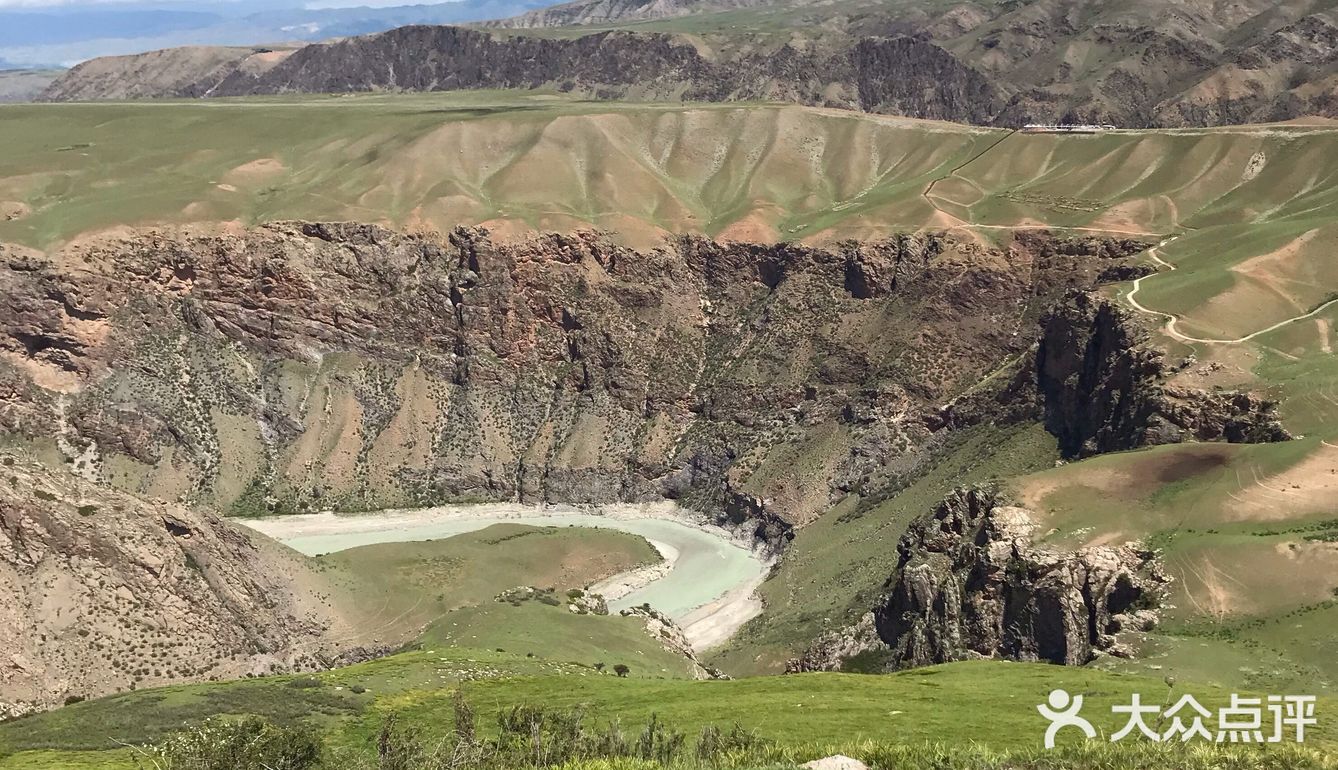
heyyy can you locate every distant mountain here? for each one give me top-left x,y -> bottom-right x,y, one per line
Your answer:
0,0 -> 555,69
485,0 -> 769,29
40,0 -> 1338,127
0,69 -> 62,103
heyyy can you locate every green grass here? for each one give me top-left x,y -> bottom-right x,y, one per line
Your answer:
1020,441 -> 1320,544
1254,302 -> 1338,437
0,94 -> 990,249
421,603 -> 693,678
0,647 -> 597,756
7,659 -> 1335,768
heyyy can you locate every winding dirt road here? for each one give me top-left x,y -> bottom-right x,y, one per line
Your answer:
1124,236 -> 1338,345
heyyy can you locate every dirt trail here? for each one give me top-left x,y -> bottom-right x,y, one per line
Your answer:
913,130 -> 1337,346
1125,236 -> 1338,344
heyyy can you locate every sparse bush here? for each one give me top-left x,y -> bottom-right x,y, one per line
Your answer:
452,690 -> 476,748
135,716 -> 321,770
694,723 -> 767,765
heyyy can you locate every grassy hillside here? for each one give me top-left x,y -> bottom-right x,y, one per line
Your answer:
3,97 -> 1334,341
3,95 -> 1335,256
5,658 -> 1334,768
0,94 -> 994,249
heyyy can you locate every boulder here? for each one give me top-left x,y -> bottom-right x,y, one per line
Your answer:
803,755 -> 869,770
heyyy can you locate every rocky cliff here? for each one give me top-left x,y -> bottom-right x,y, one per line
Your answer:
872,486 -> 1166,669
0,224 -> 1149,543
1036,292 -> 1291,458
46,26 -> 999,126
0,457 -> 353,717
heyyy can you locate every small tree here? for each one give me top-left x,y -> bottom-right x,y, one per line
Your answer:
593,662 -> 606,672
613,664 -> 630,678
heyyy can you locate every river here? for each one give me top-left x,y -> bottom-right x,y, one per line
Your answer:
237,501 -> 768,650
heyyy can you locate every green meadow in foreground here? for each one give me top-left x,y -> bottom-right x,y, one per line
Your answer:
3,659 -> 1333,769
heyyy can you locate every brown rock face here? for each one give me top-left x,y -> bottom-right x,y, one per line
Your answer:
0,224 -> 1136,542
0,458 -> 349,717
0,223 -> 1293,697
1036,291 -> 1290,458
784,611 -> 883,674
872,486 -> 1167,669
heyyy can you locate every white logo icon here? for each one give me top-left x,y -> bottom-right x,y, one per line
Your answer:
1037,689 -> 1097,749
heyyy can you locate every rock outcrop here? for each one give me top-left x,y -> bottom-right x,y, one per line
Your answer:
1036,291 -> 1290,458
784,612 -> 883,673
872,486 -> 1167,669
619,604 -> 724,680
0,457 -> 354,717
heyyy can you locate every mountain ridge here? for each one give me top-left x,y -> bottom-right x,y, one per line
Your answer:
38,0 -> 1338,127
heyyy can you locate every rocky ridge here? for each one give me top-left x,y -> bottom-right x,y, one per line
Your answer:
873,485 -> 1166,669
790,485 -> 1168,672
40,0 -> 1338,127
0,456 -> 354,717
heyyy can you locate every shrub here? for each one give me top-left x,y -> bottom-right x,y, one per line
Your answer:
613,664 -> 630,678
137,716 -> 321,770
